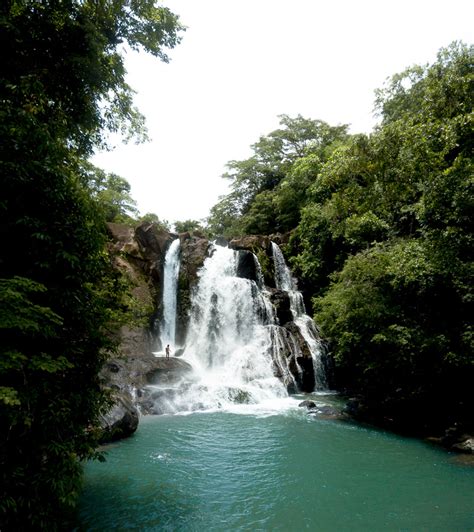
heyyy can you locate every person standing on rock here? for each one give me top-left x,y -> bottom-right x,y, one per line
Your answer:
165,344 -> 170,358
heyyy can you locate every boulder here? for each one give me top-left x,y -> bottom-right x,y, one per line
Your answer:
452,437 -> 474,454
312,404 -> 343,419
106,222 -> 135,244
299,400 -> 317,409
145,357 -> 193,385
99,391 -> 139,442
229,235 -> 271,252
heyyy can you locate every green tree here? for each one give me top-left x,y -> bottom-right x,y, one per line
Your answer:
0,0 -> 183,528
307,42 -> 473,431
138,212 -> 171,231
85,164 -> 139,223
174,219 -> 206,234
208,115 -> 349,236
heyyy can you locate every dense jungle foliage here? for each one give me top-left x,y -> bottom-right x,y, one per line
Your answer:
0,1 -> 182,529
0,3 -> 471,526
208,42 -> 473,434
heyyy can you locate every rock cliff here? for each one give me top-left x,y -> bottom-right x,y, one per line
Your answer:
100,223 -> 326,438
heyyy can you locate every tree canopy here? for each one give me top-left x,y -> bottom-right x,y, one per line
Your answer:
207,115 -> 349,236
0,1 -> 183,528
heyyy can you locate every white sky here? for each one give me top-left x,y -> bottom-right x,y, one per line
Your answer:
91,0 -> 473,228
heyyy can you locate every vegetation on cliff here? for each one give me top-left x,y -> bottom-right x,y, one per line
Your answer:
0,1 -> 182,528
208,42 -> 473,434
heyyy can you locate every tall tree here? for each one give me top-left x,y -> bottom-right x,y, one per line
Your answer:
0,1 -> 183,528
207,115 -> 348,236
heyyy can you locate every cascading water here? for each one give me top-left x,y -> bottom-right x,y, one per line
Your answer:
271,242 -> 328,390
182,244 -> 289,410
148,243 -> 294,414
146,240 -> 329,415
159,238 -> 180,350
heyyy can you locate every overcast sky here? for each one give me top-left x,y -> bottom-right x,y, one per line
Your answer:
91,0 -> 473,228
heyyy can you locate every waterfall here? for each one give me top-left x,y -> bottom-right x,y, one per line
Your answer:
147,243 -> 293,414
271,242 -> 328,390
160,238 -> 180,350
183,244 -> 289,407
145,240 -> 328,415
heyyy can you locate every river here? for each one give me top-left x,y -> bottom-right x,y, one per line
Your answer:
76,395 -> 474,531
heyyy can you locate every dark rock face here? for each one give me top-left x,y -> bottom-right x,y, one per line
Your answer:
268,289 -> 293,325
296,356 -> 316,392
284,322 -> 312,359
116,326 -> 154,366
175,233 -> 211,345
99,391 -> 139,443
135,223 -> 177,282
235,250 -> 260,285
174,347 -> 185,357
179,233 -> 211,282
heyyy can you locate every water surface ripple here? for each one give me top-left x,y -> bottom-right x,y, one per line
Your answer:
77,408 -> 474,531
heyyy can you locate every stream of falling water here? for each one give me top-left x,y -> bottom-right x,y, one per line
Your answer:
162,244 -> 290,413
271,242 -> 328,389
159,238 -> 180,351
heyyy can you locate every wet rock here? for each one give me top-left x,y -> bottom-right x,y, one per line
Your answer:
312,405 -> 342,418
236,250 -> 260,284
284,322 -> 312,358
451,438 -> 474,454
174,347 -> 185,357
268,289 -> 293,325
176,233 -> 211,344
99,391 -> 139,442
299,400 -> 317,409
227,387 -> 251,404
145,357 -> 193,385
296,356 -> 315,392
